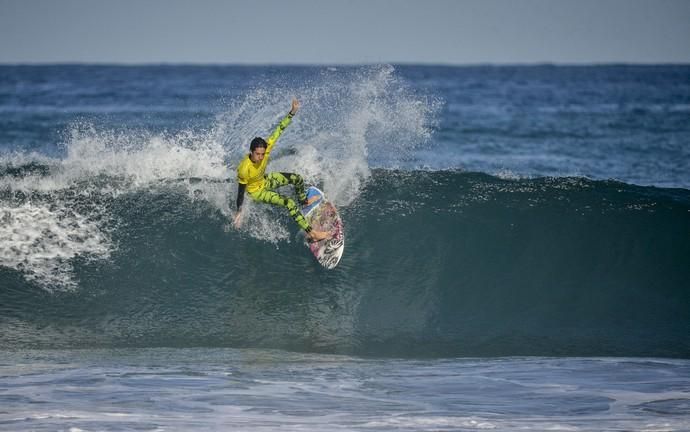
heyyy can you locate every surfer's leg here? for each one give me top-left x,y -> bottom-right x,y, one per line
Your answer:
280,172 -> 308,205
251,189 -> 312,232
265,172 -> 308,205
257,173 -> 330,241
263,172 -> 288,190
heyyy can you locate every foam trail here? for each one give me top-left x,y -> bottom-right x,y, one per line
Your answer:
0,201 -> 111,290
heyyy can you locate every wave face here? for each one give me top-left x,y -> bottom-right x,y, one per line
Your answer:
2,166 -> 689,358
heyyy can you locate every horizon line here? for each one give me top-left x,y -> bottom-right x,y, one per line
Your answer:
1,61 -> 689,67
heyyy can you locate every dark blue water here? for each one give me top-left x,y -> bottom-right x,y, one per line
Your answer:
1,64 -> 689,430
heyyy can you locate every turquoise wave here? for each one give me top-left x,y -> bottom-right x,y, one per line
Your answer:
1,167 -> 689,358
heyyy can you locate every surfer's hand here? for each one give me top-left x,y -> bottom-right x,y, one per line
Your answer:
289,99 -> 299,116
233,212 -> 243,228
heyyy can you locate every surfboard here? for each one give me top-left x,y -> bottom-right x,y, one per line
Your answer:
301,186 -> 345,269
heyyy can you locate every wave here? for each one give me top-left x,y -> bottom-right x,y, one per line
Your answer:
1,64 -> 688,357
2,163 -> 689,358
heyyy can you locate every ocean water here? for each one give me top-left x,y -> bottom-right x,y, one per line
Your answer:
1,64 -> 689,430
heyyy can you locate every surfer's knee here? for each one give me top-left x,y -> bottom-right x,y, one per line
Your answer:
281,172 -> 303,186
284,197 -> 297,210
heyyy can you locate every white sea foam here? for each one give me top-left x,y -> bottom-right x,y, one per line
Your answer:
63,123 -> 230,187
5,352 -> 687,432
0,201 -> 112,291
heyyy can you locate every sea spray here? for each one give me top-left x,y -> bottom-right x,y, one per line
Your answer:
211,64 -> 439,240
217,65 -> 439,205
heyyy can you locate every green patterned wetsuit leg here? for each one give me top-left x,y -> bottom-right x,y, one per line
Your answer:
250,172 -> 311,232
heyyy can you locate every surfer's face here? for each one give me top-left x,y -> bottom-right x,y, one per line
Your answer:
250,147 -> 266,163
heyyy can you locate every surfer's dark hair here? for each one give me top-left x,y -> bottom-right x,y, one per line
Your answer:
250,137 -> 267,151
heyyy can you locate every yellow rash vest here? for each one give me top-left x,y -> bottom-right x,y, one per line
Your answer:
236,113 -> 293,195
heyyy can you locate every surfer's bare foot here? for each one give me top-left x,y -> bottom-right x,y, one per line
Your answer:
308,230 -> 331,242
301,195 -> 319,207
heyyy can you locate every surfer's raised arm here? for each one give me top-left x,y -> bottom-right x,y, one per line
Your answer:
265,98 -> 300,148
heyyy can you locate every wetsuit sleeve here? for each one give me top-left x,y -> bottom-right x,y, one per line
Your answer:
236,183 -> 246,210
265,112 -> 294,151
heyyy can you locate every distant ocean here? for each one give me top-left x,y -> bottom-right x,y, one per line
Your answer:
1,64 -> 689,431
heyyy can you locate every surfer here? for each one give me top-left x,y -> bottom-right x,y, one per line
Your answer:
233,98 -> 331,242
